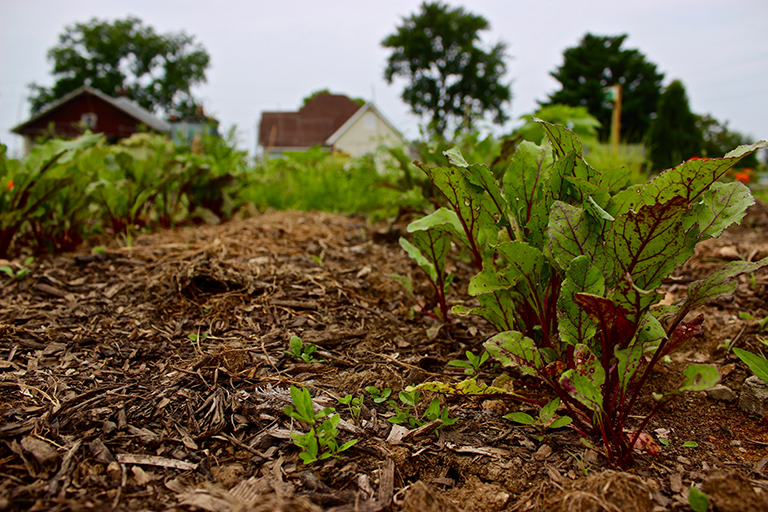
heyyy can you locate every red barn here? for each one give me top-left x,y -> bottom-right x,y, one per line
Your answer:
12,85 -> 170,153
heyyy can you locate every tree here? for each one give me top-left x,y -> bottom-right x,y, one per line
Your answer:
382,1 -> 511,138
301,89 -> 365,108
646,80 -> 703,171
544,33 -> 664,143
29,17 -> 210,118
696,114 -> 757,168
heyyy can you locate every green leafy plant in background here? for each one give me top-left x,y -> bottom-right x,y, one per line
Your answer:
337,393 -> 363,424
505,398 -> 572,440
283,386 -> 357,464
0,134 -> 102,257
0,256 -> 33,280
448,350 -> 490,377
284,335 -> 323,364
402,120 -> 767,467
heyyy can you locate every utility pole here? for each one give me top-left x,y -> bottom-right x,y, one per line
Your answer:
609,84 -> 622,153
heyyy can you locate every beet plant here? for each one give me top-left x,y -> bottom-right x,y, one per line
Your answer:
403,121 -> 768,467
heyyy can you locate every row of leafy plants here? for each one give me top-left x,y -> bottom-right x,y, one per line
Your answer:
397,120 -> 768,468
0,130 -> 250,258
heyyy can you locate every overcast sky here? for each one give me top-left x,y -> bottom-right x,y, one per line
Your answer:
1,0 -> 766,156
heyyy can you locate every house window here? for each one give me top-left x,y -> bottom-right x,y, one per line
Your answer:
81,113 -> 97,130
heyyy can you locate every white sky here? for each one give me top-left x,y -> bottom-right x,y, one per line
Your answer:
1,0 -> 767,156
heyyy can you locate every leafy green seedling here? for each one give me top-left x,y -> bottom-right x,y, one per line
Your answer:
0,256 -> 33,280
733,347 -> 768,383
285,335 -> 323,364
365,385 -> 392,403
188,331 -> 209,355
283,385 -> 357,464
387,389 -> 456,433
505,398 -> 572,440
338,394 -> 363,424
682,441 -> 698,448
448,350 -> 489,377
688,486 -> 710,512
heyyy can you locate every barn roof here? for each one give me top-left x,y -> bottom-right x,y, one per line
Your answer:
12,85 -> 170,134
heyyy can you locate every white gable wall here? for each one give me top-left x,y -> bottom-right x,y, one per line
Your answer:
332,110 -> 402,157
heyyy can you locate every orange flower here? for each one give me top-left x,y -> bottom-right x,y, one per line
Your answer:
5,180 -> 13,191
735,172 -> 750,184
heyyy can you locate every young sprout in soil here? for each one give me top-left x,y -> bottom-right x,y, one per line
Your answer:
285,335 -> 324,363
283,385 -> 357,464
0,256 -> 33,280
448,350 -> 489,377
364,385 -> 392,403
337,393 -> 363,424
387,389 -> 456,433
504,398 -> 572,441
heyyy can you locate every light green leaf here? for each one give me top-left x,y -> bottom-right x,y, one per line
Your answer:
558,256 -> 605,346
733,348 -> 768,383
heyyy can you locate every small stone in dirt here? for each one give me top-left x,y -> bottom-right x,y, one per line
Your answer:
707,384 -> 737,402
739,376 -> 768,417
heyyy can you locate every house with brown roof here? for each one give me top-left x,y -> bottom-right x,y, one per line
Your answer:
258,92 -> 404,158
12,85 -> 171,153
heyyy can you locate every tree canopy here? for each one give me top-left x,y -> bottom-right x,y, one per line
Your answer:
29,17 -> 210,118
544,33 -> 664,143
382,1 -> 511,138
646,80 -> 703,171
697,114 -> 757,168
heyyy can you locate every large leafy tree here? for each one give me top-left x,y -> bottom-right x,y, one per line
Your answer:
646,80 -> 703,171
382,1 -> 511,138
29,17 -> 210,118
544,33 -> 664,143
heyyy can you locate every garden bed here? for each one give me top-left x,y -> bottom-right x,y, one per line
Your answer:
1,205 -> 768,511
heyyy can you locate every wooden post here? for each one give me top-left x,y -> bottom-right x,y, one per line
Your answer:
611,84 -> 622,154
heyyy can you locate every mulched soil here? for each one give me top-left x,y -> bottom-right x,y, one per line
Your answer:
2,204 -> 768,512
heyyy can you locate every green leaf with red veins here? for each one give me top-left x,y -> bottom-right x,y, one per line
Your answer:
689,181 -> 754,241
609,141 -> 768,219
407,207 -> 469,248
606,196 -> 696,320
541,121 -> 584,160
548,201 -> 605,272
615,342 -> 646,397
664,257 -> 768,323
659,315 -> 704,359
414,162 -> 497,266
572,344 -> 605,387
407,227 -> 451,282
559,369 -> 603,413
484,330 -> 544,377
468,241 -> 546,296
502,141 -> 550,246
558,256 -> 604,346
454,289 -> 522,333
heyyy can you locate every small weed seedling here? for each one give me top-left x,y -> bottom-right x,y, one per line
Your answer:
0,256 -> 33,280
283,385 -> 357,464
364,385 -> 392,404
448,350 -> 489,377
337,393 -> 363,424
285,335 -> 323,363
387,389 -> 456,432
188,331 -> 209,355
504,398 -> 572,440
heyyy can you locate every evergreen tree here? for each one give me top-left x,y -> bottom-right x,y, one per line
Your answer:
544,33 -> 663,143
647,80 -> 703,171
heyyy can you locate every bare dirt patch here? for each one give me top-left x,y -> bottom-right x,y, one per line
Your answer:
2,205 -> 768,511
